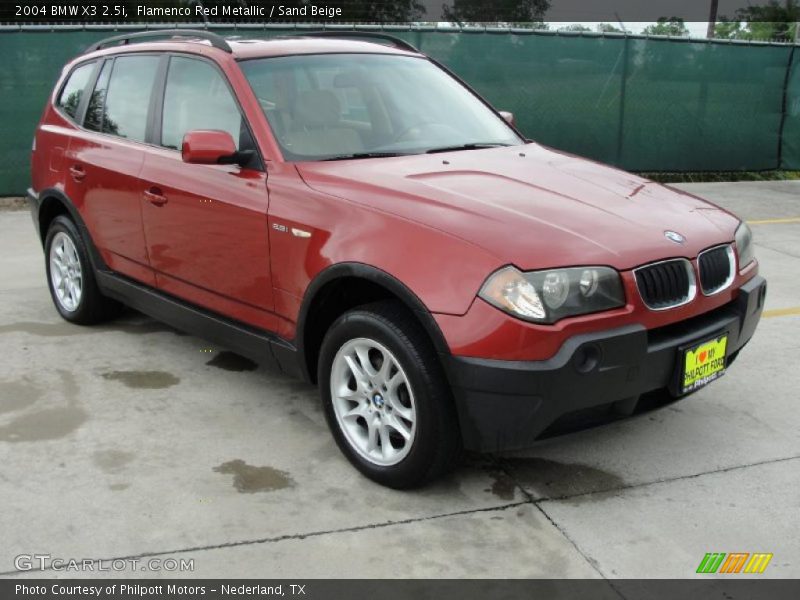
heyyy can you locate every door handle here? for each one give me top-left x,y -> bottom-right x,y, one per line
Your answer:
144,187 -> 168,207
68,165 -> 85,182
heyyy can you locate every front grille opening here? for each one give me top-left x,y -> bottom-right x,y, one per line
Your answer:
635,259 -> 695,310
647,299 -> 735,347
698,245 -> 734,295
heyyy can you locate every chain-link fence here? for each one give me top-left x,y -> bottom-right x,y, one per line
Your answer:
1,24 -> 798,195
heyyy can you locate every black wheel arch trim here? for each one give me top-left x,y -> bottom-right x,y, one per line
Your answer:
29,187 -> 109,272
295,262 -> 452,380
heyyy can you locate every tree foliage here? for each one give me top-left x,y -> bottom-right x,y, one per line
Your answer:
714,1 -> 799,42
642,17 -> 690,37
596,23 -> 628,33
558,24 -> 591,32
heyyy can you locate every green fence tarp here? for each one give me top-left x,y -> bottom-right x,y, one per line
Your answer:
620,38 -> 789,171
781,47 -> 800,170
1,28 -> 798,195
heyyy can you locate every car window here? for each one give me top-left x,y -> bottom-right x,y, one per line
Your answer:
314,67 -> 370,126
101,55 -> 160,142
84,60 -> 112,133
56,62 -> 95,121
241,54 -> 521,160
161,56 -> 245,151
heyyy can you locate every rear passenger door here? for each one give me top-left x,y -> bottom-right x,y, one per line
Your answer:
65,54 -> 161,286
138,55 -> 275,332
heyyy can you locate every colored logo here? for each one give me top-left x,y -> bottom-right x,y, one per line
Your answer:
696,552 -> 773,574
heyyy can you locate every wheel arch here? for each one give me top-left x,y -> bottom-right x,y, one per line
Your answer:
35,188 -> 107,271
296,263 -> 451,384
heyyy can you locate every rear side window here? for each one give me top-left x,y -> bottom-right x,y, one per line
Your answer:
101,55 -> 160,142
161,56 -> 246,151
56,62 -> 95,120
85,61 -> 112,133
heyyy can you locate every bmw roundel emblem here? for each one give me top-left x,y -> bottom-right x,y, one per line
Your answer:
664,230 -> 686,244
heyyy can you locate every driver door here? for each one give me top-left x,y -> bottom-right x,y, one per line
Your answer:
138,55 -> 275,331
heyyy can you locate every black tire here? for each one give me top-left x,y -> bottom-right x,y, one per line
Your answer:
318,301 -> 462,488
44,215 -> 122,324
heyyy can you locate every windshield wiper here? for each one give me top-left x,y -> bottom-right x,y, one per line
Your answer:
425,143 -> 511,154
321,152 -> 411,161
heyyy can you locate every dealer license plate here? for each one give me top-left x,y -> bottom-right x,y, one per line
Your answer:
681,334 -> 728,394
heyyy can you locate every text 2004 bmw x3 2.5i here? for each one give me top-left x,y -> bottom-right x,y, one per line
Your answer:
29,31 -> 765,488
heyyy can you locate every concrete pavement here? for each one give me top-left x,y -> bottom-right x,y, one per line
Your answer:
1,181 -> 798,579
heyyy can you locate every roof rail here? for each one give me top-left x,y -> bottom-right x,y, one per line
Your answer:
85,29 -> 232,54
287,31 -> 419,53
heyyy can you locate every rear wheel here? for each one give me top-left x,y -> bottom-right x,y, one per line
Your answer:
45,215 -> 121,324
319,301 -> 461,488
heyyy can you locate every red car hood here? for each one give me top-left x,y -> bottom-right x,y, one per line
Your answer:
295,144 -> 740,271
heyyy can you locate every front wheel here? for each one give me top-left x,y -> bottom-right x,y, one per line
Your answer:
318,301 -> 462,488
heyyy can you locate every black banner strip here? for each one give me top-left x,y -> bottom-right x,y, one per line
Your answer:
4,579 -> 800,600
3,1 -> 799,25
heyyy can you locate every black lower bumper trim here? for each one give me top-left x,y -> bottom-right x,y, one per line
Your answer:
446,275 -> 767,452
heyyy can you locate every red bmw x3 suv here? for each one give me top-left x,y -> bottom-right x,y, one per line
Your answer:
29,30 -> 766,488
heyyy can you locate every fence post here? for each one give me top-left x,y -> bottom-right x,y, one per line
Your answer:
615,35 -> 630,167
777,43 -> 797,169
697,40 -> 711,146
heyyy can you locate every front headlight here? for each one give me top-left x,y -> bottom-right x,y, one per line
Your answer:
735,222 -> 755,270
479,265 -> 625,324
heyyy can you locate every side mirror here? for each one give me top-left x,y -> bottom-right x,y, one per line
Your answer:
182,130 -> 252,167
499,111 -> 515,127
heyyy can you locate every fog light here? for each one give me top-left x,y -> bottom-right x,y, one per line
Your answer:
573,344 -> 601,373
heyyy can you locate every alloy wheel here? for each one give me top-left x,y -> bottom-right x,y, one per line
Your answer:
49,231 -> 83,312
330,337 -> 417,466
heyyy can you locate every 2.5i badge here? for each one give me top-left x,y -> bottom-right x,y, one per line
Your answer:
682,334 -> 728,394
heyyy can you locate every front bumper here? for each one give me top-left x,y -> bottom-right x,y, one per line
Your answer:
446,275 -> 767,452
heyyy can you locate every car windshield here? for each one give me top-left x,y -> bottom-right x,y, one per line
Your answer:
240,53 -> 523,161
